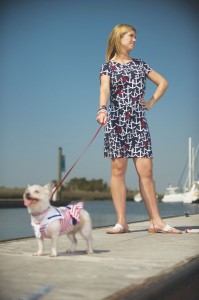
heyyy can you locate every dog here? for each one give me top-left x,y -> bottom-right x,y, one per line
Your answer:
23,183 -> 93,257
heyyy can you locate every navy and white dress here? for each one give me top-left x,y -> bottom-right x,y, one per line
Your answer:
100,59 -> 153,159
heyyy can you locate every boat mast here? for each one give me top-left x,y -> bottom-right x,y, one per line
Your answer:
192,146 -> 195,185
184,140 -> 199,190
188,137 -> 192,189
193,144 -> 199,181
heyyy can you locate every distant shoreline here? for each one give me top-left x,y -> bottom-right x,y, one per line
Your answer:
0,187 -> 165,208
0,190 -> 136,208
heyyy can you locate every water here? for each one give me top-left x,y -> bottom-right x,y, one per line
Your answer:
0,200 -> 199,241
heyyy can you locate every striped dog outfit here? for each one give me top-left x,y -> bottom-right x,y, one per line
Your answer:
31,202 -> 84,238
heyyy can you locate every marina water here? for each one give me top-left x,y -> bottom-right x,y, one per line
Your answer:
1,200 -> 199,241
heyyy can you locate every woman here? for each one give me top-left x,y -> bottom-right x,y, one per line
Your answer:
96,24 -> 181,234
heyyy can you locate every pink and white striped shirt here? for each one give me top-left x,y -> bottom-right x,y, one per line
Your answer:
31,202 -> 84,238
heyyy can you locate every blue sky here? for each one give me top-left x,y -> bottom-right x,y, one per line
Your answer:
0,0 -> 198,193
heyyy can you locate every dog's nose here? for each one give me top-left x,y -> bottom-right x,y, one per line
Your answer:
26,192 -> 31,198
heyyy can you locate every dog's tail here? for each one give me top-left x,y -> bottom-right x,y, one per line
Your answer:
66,209 -> 92,235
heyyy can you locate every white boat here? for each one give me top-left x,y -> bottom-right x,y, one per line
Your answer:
182,138 -> 199,203
161,185 -> 183,202
134,192 -> 142,202
133,192 -> 158,202
162,137 -> 199,203
182,181 -> 199,203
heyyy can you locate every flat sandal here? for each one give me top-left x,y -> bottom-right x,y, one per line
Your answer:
106,223 -> 130,234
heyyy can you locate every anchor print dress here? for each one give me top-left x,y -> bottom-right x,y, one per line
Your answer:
100,59 -> 153,159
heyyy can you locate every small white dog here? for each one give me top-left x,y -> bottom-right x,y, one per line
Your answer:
23,183 -> 93,257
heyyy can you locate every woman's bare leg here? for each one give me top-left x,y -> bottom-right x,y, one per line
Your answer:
133,157 -> 165,227
110,158 -> 128,227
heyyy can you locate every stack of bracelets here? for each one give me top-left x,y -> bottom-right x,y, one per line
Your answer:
97,105 -> 107,116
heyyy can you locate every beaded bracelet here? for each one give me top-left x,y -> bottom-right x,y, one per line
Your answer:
97,110 -> 107,116
97,109 -> 107,116
97,106 -> 107,113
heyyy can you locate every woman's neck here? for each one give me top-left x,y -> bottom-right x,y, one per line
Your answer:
112,53 -> 132,63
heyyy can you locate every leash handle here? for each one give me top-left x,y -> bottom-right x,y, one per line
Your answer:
51,124 -> 103,199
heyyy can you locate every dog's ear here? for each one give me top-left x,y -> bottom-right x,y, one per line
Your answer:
44,182 -> 54,191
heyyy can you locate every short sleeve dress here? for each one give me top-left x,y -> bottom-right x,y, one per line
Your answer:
100,58 -> 153,159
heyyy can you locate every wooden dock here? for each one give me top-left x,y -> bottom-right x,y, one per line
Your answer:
0,214 -> 199,300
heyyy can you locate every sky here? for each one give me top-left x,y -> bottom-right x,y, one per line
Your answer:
0,0 -> 198,194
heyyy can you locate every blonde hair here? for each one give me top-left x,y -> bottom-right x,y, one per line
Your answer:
106,24 -> 136,61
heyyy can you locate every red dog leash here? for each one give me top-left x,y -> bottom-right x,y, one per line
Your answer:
51,124 -> 103,199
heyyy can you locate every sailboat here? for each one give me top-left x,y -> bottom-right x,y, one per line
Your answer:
162,137 -> 199,203
182,181 -> 199,203
182,138 -> 199,203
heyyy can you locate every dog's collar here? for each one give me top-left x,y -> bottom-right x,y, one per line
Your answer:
31,206 -> 50,217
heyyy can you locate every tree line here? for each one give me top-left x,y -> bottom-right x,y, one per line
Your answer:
64,177 -> 109,192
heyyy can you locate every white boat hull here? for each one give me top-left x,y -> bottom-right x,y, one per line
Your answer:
162,193 -> 183,203
134,192 -> 142,202
161,185 -> 183,202
162,182 -> 199,203
182,181 -> 199,203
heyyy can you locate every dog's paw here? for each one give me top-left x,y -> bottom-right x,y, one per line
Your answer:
86,250 -> 93,255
